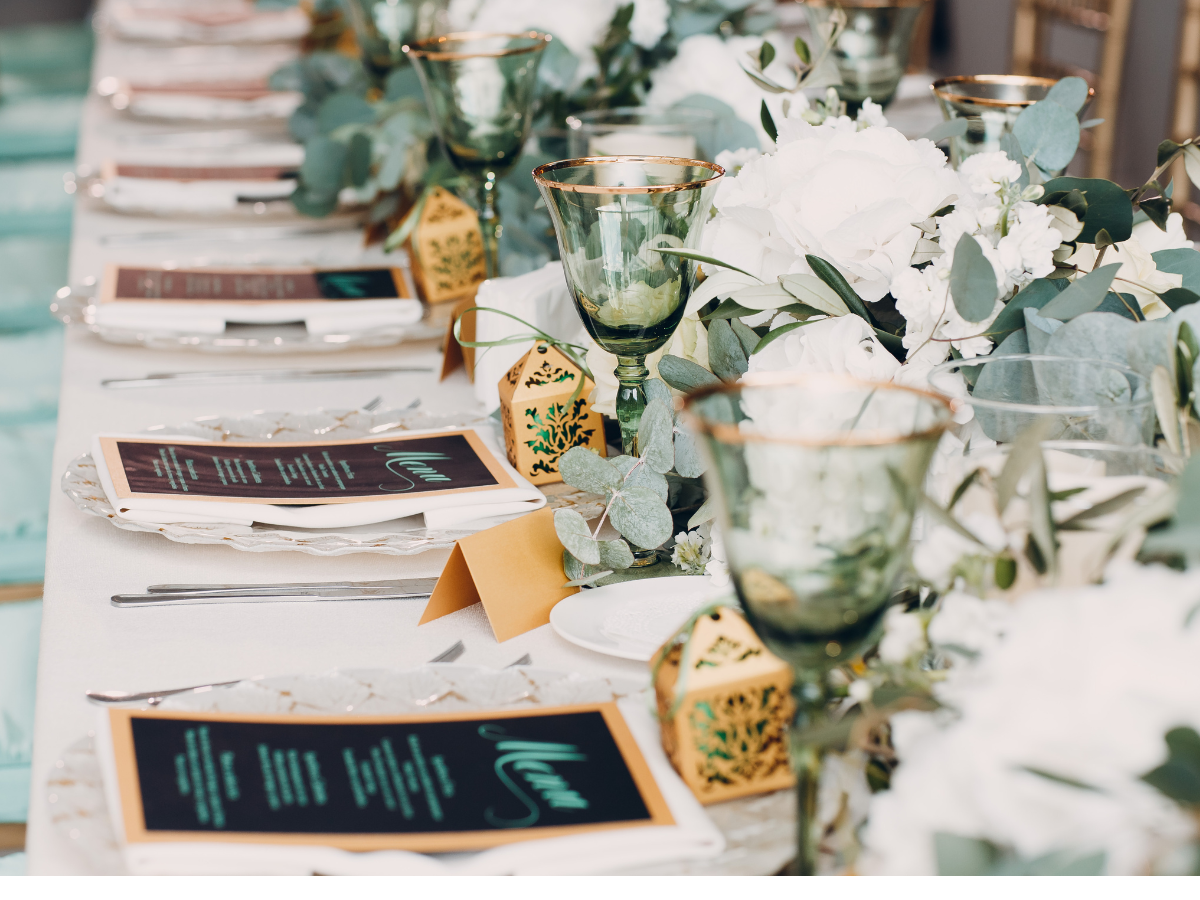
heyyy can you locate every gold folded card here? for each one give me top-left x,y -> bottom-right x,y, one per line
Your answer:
98,430 -> 515,505
104,702 -> 673,853
99,263 -> 410,305
420,507 -> 577,642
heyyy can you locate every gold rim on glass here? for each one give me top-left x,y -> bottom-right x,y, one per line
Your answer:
532,156 -> 725,195
402,31 -> 550,60
682,372 -> 956,448
805,0 -> 928,6
931,74 -> 1089,108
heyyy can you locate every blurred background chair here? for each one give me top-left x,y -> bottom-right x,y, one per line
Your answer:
0,9 -> 92,875
1170,0 -> 1200,225
1010,0 -> 1134,180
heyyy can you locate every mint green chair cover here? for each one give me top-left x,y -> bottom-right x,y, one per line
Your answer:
0,853 -> 25,875
0,98 -> 84,160
0,237 -> 69,332
0,598 -> 41,825
0,23 -> 93,98
0,329 -> 62,425
0,160 -> 75,237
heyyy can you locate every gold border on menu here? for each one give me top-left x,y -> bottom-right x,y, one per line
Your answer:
98,263 -> 410,305
98,430 -> 517,505
107,703 -> 675,852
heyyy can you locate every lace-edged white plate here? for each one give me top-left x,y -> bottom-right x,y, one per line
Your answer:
50,285 -> 445,354
61,407 -> 604,556
46,665 -> 792,876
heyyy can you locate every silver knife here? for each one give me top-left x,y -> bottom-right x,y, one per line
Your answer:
147,578 -> 436,593
102,366 -> 432,388
112,588 -> 435,607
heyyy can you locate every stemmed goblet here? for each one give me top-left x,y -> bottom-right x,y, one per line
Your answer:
534,156 -> 722,567
683,374 -> 953,874
404,31 -> 550,278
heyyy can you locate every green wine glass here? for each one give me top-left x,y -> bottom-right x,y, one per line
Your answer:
683,373 -> 953,874
343,0 -> 450,86
404,31 -> 550,278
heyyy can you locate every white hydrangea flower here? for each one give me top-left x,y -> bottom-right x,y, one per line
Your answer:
714,146 -> 761,176
628,0 -> 670,49
861,563 -> 1200,875
878,605 -> 926,664
911,511 -> 1008,591
958,151 -> 1022,197
671,529 -> 709,574
995,201 -> 1062,288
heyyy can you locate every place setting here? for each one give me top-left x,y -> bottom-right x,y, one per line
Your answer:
13,0 -> 1200,884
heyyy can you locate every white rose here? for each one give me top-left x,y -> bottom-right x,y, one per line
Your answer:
878,605 -> 926,664
1067,235 -> 1180,320
629,0 -> 669,49
745,314 -> 900,383
1132,212 -> 1193,253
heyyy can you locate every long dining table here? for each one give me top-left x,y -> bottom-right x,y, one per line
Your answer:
22,27 -> 652,875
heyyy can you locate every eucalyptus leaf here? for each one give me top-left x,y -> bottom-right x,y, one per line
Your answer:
779,273 -> 850,317
1141,197 -> 1171,231
1044,75 -> 1091,113
1153,248 -> 1200,294
753,319 -> 815,354
1039,177 -> 1133,243
1040,263 -> 1121,320
316,91 -> 375,133
805,255 -> 873,325
989,278 -> 1067,340
708,318 -> 749,382
1152,364 -> 1183,456
657,355 -> 721,393
299,135 -> 348,195
598,539 -> 634,571
1141,727 -> 1200,806
637,399 -> 676,474
996,420 -> 1055,514
1023,306 -> 1063,354
643,378 -> 673,408
670,94 -> 759,158
1042,311 -> 1135,365
688,496 -> 717,529
730,318 -> 760,357
558,446 -> 622,495
672,422 -> 705,478
346,131 -> 371,187
920,118 -> 969,143
1162,288 -> 1200,311
1185,145 -> 1200,192
554,508 -> 600,565
950,234 -> 999,322
758,40 -> 776,70
732,280 -> 796,311
934,833 -> 1000,876
1013,99 -> 1081,173
699,298 -> 757,321
610,485 -> 673,549
611,455 -> 669,501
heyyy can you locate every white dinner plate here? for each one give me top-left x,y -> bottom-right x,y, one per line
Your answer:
550,576 -> 718,662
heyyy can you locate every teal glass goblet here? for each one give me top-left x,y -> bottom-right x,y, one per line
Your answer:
683,374 -> 953,874
343,0 -> 450,86
532,156 -> 723,452
404,31 -> 550,278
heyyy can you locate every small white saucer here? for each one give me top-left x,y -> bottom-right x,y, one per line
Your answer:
550,575 -> 715,662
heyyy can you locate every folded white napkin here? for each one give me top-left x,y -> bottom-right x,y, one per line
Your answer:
470,262 -> 590,413
90,425 -> 546,530
94,297 -> 423,337
109,3 -> 311,43
128,91 -> 303,121
102,175 -> 296,214
95,697 -> 724,875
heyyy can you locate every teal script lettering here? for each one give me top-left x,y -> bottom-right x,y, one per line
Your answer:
479,726 -> 590,828
373,448 -> 455,492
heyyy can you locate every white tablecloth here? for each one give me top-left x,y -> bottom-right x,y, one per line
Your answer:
23,28 -> 645,875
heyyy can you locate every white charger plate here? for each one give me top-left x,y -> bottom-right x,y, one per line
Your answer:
550,576 -> 716,662
61,407 -> 605,556
47,665 -> 791,876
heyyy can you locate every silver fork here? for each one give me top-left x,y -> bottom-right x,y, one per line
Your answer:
85,640 -> 467,705
361,395 -> 383,412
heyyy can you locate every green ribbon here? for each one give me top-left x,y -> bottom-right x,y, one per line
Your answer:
452,307 -> 595,405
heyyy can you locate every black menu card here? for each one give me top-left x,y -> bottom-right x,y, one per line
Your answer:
99,431 -> 515,504
100,264 -> 409,305
106,704 -> 673,851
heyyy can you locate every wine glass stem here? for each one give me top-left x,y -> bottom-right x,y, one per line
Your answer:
477,171 -> 501,279
790,681 -> 826,875
615,355 -> 656,567
614,355 -> 649,457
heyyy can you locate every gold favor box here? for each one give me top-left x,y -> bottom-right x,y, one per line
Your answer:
497,342 -> 606,485
653,607 -> 795,804
407,186 -> 487,305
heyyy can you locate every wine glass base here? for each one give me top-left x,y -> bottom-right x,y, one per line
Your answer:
629,549 -> 658,568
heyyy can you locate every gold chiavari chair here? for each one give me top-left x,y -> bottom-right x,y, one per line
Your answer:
1170,0 -> 1200,225
1010,0 -> 1133,179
